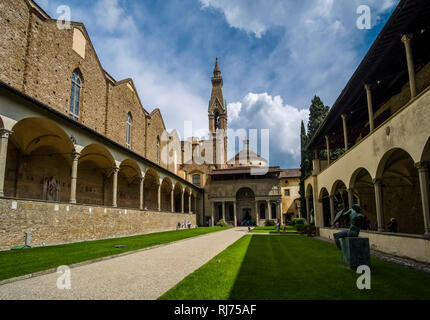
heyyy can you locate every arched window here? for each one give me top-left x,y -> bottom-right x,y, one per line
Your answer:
156,136 -> 160,164
126,112 -> 132,149
69,70 -> 82,121
192,174 -> 201,187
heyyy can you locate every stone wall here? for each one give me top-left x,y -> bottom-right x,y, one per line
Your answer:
0,198 -> 196,250
146,109 -> 168,167
319,227 -> 430,264
0,0 -> 30,90
105,81 -> 148,156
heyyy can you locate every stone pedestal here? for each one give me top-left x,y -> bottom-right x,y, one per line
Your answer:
340,237 -> 371,268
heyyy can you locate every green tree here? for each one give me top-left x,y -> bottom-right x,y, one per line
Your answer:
299,96 -> 330,218
299,121 -> 310,217
307,96 -> 329,141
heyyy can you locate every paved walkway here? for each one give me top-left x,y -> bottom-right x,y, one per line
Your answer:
0,228 -> 248,300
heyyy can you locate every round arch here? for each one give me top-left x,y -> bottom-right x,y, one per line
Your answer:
330,180 -> 349,212
349,167 -> 376,230
377,148 -> 424,234
117,159 -> 141,209
4,117 -> 75,201
184,187 -> 191,213
319,188 -> 331,227
160,177 -> 173,212
77,144 -> 115,206
143,168 -> 159,211
236,187 -> 256,225
173,182 -> 183,213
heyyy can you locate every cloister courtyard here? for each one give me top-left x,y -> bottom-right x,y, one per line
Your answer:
1,227 -> 430,300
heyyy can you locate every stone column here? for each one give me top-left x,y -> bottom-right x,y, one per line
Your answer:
189,193 -> 193,214
306,197 -> 311,222
325,135 -> 331,165
365,84 -> 375,131
211,201 -> 215,226
416,162 -> 430,237
194,195 -> 197,215
401,34 -> 417,99
277,202 -> 281,222
347,188 -> 354,209
222,201 -> 226,221
181,189 -> 185,213
341,114 -> 349,151
329,195 -> 335,227
69,151 -> 80,204
0,129 -> 12,197
112,166 -> 119,208
171,189 -> 175,213
139,177 -> 144,210
255,201 -> 259,226
157,180 -> 162,212
374,179 -> 385,232
267,200 -> 272,220
233,201 -> 237,227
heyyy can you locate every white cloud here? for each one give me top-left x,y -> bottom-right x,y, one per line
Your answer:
94,0 -> 136,33
229,93 -> 309,161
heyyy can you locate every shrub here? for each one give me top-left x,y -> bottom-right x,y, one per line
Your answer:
264,220 -> 275,227
291,218 -> 306,226
295,224 -> 305,233
216,220 -> 228,227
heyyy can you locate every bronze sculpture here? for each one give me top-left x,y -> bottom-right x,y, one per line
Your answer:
333,204 -> 364,250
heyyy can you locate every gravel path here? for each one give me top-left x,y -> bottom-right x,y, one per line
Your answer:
0,228 -> 248,300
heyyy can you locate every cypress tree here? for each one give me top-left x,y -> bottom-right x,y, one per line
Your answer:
299,96 -> 330,218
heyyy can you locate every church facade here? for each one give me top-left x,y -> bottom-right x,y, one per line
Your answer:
0,0 -> 300,248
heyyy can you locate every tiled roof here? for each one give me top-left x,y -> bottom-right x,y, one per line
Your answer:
279,169 -> 301,179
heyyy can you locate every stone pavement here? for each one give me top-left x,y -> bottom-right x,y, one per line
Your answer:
0,228 -> 248,300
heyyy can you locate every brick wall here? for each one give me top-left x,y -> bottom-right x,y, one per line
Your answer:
0,198 -> 197,249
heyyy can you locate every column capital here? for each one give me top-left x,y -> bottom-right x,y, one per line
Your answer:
373,178 -> 383,185
415,161 -> 430,171
71,151 -> 81,161
401,33 -> 413,44
364,83 -> 372,91
112,166 -> 120,174
329,195 -> 335,200
341,114 -> 347,120
0,129 -> 13,139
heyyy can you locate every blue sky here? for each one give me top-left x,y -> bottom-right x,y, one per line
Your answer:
37,0 -> 398,168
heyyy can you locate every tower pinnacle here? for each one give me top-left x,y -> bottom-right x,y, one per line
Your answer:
214,57 -> 221,77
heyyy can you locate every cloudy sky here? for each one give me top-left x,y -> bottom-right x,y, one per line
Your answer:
38,0 -> 398,168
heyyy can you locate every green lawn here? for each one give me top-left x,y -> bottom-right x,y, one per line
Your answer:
159,235 -> 430,300
0,227 -> 226,281
251,226 -> 297,234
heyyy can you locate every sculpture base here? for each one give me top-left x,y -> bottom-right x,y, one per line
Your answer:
340,237 -> 371,269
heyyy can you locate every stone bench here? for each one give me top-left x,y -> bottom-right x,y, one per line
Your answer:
340,237 -> 371,268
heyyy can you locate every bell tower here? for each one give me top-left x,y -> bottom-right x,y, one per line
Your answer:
208,58 -> 227,166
